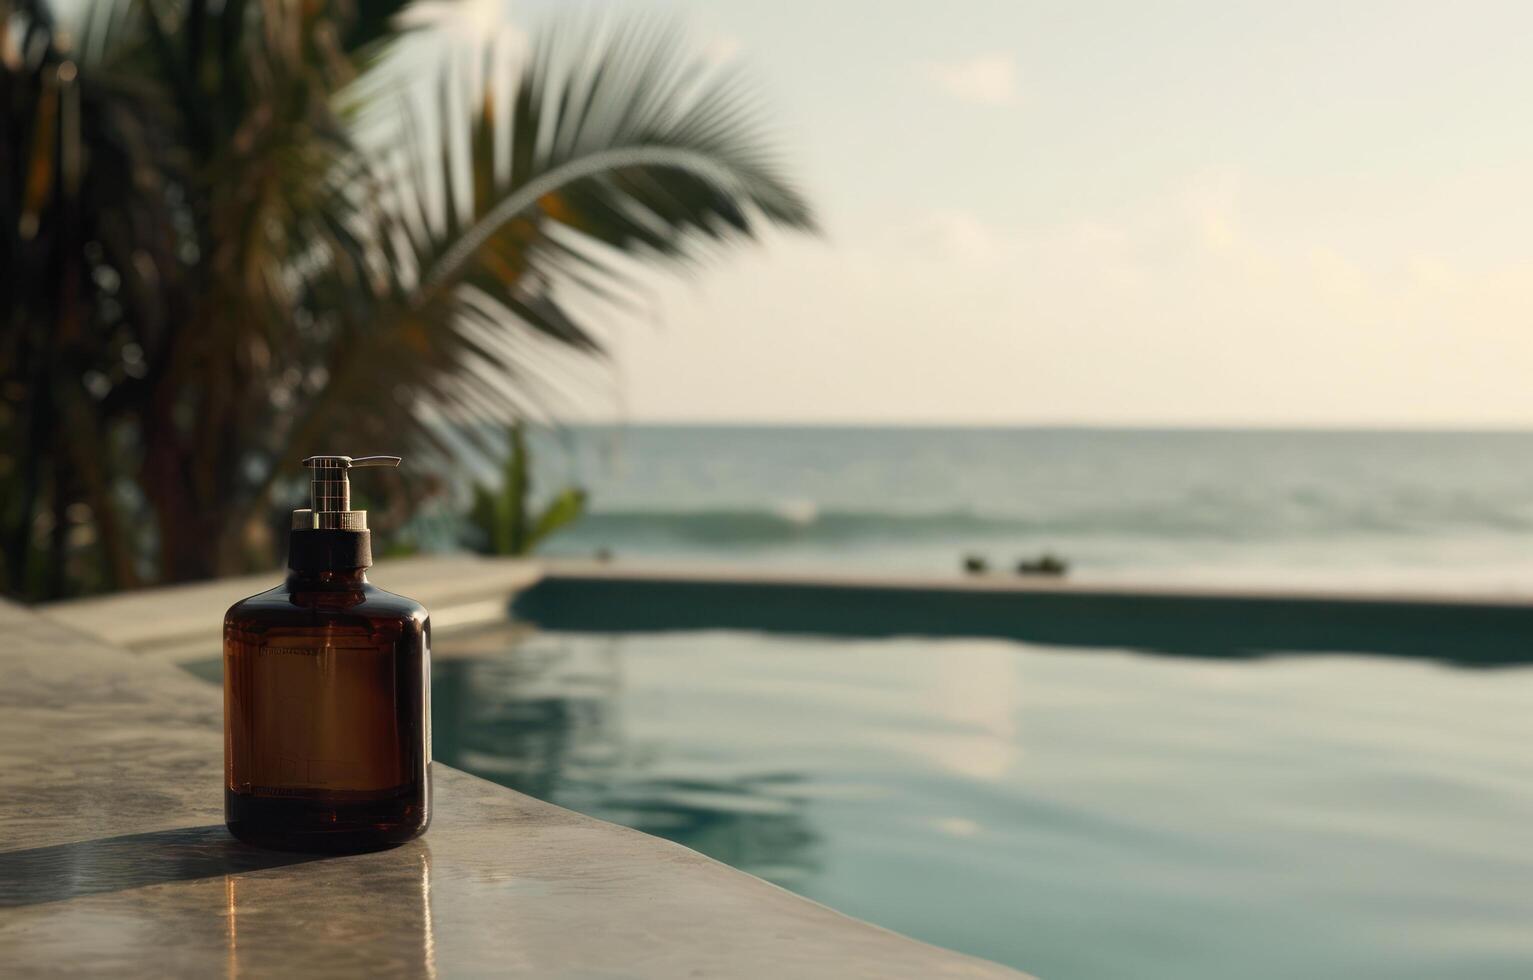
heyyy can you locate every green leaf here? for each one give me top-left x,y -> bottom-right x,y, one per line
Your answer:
504,421 -> 530,554
529,487 -> 587,551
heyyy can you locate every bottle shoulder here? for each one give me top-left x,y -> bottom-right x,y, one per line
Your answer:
357,584 -> 430,624
224,583 -> 292,621
225,581 -> 428,631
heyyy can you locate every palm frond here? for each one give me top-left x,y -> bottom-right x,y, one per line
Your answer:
288,17 -> 815,468
343,0 -> 416,60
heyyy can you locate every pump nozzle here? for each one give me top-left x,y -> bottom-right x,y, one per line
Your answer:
293,455 -> 402,530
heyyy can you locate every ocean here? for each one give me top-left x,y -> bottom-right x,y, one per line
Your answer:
507,426 -> 1533,594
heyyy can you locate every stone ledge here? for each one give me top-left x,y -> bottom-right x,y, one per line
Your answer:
0,598 -> 1023,978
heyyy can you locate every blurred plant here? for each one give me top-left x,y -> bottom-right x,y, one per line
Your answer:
466,422 -> 584,556
0,0 -> 814,598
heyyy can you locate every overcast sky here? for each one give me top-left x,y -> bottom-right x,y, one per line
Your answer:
441,0 -> 1533,426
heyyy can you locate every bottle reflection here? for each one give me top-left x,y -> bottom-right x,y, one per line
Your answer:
432,632 -> 821,888
223,846 -> 436,976
420,846 -> 438,980
225,874 -> 237,980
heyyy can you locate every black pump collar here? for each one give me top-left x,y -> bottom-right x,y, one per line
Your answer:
287,528 -> 372,572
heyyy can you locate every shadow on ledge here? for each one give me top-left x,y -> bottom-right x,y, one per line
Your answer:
0,825 -> 325,907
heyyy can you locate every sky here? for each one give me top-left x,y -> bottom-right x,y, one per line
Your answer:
435,0 -> 1533,426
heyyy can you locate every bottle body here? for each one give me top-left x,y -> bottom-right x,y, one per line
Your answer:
224,571 -> 431,852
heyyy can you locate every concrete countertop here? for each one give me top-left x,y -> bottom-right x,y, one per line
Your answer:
0,596 -> 1022,978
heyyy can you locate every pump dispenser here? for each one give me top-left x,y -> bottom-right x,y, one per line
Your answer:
224,455 -> 430,852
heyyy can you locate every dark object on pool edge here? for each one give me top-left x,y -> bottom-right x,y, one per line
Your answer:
1017,553 -> 1069,577
223,455 -> 432,853
963,554 -> 989,574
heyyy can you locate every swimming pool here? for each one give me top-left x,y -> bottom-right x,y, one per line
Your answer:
431,627 -> 1533,979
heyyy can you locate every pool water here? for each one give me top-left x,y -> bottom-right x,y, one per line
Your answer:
433,629 -> 1533,978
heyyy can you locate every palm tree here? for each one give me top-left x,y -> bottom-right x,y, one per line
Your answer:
0,0 -> 814,598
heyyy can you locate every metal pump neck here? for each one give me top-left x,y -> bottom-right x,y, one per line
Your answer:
291,455 -> 401,531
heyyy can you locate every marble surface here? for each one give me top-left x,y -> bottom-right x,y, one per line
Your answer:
0,599 -> 1023,978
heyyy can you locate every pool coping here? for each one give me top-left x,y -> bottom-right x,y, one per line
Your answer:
512,560 -> 1533,666
529,558 -> 1533,606
0,590 -> 1025,978
39,554 -> 544,662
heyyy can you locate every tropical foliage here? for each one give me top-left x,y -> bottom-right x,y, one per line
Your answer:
465,422 -> 585,557
0,0 -> 814,599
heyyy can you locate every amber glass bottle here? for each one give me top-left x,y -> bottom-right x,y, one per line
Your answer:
224,456 -> 430,852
